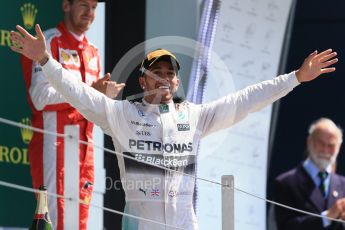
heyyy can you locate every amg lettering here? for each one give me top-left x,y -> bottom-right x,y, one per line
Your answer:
136,130 -> 151,136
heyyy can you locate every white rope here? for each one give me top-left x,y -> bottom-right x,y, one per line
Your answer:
234,186 -> 345,224
0,117 -> 66,138
0,180 -> 183,230
0,116 -> 223,187
1,116 -> 345,225
68,128 -> 345,226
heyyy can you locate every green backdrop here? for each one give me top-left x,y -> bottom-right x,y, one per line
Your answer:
0,1 -> 62,227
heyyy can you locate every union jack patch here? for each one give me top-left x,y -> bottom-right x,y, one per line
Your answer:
151,189 -> 160,196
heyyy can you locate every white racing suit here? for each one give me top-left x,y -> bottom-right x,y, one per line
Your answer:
41,58 -> 300,230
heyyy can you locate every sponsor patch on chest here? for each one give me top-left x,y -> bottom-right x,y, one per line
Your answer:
177,123 -> 190,131
87,56 -> 98,71
59,48 -> 80,66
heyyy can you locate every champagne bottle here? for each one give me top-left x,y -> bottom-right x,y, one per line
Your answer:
30,186 -> 54,230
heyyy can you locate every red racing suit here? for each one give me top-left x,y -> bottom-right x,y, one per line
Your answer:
21,22 -> 101,230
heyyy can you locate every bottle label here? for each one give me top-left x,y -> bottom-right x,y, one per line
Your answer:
34,214 -> 45,219
33,213 -> 52,223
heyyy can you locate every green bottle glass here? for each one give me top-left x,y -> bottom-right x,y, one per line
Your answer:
29,186 -> 54,230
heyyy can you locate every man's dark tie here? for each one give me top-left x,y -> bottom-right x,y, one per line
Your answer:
318,171 -> 328,197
